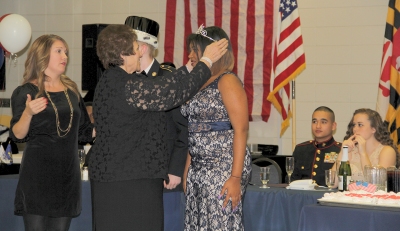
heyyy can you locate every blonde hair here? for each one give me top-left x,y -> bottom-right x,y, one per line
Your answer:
138,41 -> 157,58
22,34 -> 80,99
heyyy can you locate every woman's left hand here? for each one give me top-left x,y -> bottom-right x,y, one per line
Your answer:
220,177 -> 241,210
353,134 -> 367,156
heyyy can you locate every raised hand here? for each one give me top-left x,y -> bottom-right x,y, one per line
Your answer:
25,94 -> 47,116
352,134 -> 367,154
202,38 -> 229,64
342,135 -> 357,150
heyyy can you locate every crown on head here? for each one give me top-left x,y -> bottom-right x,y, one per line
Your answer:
196,24 -> 216,42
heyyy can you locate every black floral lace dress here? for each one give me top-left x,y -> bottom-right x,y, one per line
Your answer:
181,72 -> 252,231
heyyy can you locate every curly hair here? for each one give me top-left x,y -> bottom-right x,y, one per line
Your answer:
344,108 -> 399,167
22,34 -> 80,100
186,26 -> 234,76
96,24 -> 138,69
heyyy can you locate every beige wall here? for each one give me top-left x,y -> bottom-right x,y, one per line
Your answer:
0,0 -> 389,155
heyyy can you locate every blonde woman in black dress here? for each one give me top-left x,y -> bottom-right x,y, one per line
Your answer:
10,34 -> 94,231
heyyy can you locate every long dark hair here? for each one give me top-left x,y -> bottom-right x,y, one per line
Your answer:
186,26 -> 234,75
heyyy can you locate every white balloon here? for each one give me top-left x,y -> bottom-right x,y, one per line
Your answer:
0,14 -> 31,54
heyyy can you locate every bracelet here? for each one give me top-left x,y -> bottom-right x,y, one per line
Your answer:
231,175 -> 241,179
200,56 -> 213,68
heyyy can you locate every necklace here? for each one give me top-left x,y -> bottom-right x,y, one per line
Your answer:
45,88 -> 74,137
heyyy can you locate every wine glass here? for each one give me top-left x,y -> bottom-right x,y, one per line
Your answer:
286,157 -> 294,183
78,149 -> 86,170
260,167 -> 270,188
325,170 -> 336,190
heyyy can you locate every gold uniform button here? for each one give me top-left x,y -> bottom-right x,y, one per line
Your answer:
317,150 -> 321,154
152,72 -> 157,76
301,166 -> 304,169
314,164 -> 318,168
316,157 -> 320,161
312,172 -> 316,176
322,143 -> 326,147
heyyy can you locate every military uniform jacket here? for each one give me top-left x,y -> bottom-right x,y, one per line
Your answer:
148,59 -> 188,192
291,137 -> 341,186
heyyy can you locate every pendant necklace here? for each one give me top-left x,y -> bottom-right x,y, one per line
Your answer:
45,88 -> 74,137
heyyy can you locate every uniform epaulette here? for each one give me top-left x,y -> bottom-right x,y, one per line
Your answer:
296,140 -> 314,147
160,64 -> 175,72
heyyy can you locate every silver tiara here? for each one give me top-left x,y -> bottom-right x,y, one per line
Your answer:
196,24 -> 216,42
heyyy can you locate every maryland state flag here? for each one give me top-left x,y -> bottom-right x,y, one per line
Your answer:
377,0 -> 400,149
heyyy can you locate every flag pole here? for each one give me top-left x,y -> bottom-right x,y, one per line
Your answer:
292,80 -> 296,152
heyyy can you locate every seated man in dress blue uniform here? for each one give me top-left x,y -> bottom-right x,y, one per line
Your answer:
291,106 -> 342,186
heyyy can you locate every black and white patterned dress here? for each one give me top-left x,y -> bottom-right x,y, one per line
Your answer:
181,72 -> 252,231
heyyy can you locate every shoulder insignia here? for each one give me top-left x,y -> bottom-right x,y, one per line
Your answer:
160,64 -> 175,72
296,140 -> 314,147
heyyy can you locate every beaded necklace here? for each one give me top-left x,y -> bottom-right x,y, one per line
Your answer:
45,88 -> 73,137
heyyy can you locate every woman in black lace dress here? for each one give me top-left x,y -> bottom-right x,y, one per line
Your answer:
89,24 -> 228,231
10,35 -> 94,231
181,25 -> 251,231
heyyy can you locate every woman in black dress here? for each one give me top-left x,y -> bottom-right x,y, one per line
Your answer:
10,34 -> 95,231
90,24 -> 228,231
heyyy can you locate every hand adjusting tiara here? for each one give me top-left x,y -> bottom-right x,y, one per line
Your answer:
196,24 -> 216,42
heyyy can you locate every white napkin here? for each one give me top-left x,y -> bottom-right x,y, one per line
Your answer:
286,179 -> 315,190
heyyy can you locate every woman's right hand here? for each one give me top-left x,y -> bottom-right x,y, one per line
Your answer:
202,38 -> 229,63
342,135 -> 358,152
25,94 -> 47,116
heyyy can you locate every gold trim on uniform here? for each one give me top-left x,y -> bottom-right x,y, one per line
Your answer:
160,65 -> 174,72
316,157 -> 320,161
314,164 -> 318,168
312,172 -> 316,176
322,143 -> 326,147
317,150 -> 321,154
301,166 -> 304,169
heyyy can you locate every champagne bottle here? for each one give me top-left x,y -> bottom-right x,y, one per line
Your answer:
338,146 -> 352,191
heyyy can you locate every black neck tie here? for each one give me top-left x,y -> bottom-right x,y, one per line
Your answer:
140,70 -> 147,77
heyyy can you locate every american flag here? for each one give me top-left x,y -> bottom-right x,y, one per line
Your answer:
267,0 -> 305,136
164,0 -> 274,122
377,0 -> 400,150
